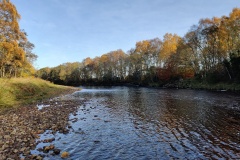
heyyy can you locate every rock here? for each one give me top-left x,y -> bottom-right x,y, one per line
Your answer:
20,147 -> 26,152
49,144 -> 55,150
37,130 -> 45,134
63,129 -> 69,134
94,140 -> 100,143
31,154 -> 38,159
53,148 -> 61,155
36,156 -> 43,160
4,135 -> 11,139
37,147 -> 43,152
2,144 -> 9,150
61,151 -> 69,158
43,146 -> 51,153
0,93 -> 86,159
13,149 -> 18,153
43,138 -> 55,143
71,118 -> 78,123
23,150 -> 30,156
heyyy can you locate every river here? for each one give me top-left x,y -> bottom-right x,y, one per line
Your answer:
34,87 -> 240,159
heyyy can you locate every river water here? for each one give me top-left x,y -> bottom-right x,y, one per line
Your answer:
36,87 -> 240,159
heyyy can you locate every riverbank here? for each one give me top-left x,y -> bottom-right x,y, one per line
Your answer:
0,92 -> 86,159
0,78 -> 83,159
0,77 -> 79,112
71,79 -> 240,92
160,79 -> 240,92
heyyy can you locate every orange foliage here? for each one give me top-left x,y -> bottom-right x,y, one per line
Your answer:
157,68 -> 171,81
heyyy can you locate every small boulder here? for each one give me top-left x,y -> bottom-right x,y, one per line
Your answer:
61,151 -> 69,158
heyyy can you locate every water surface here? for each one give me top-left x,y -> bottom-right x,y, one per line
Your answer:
37,87 -> 240,159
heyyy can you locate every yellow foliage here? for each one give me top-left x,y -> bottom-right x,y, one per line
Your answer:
84,57 -> 93,66
100,54 -> 109,63
135,40 -> 151,54
160,33 -> 181,61
229,8 -> 240,20
0,0 -> 36,78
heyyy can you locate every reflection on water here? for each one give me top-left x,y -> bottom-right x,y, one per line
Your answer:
38,87 -> 240,159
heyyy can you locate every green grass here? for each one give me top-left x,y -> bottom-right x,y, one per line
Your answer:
0,77 -> 79,110
178,79 -> 240,91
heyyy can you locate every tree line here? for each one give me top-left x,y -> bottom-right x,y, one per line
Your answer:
37,8 -> 240,86
0,0 -> 37,78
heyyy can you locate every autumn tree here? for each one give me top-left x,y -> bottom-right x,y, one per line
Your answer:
92,56 -> 101,80
37,8 -> 240,86
221,8 -> 240,54
134,38 -> 162,83
135,40 -> 151,73
108,49 -> 126,81
36,67 -> 51,80
82,57 -> 94,81
159,33 -> 181,67
165,38 -> 195,79
0,0 -> 36,77
128,48 -> 142,83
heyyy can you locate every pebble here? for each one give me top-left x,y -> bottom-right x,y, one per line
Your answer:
0,93 -> 86,159
53,148 -> 61,155
61,151 -> 69,158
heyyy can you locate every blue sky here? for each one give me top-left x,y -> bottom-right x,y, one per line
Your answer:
11,0 -> 240,69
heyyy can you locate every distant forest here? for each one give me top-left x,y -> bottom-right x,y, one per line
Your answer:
36,8 -> 240,87
1,1 -> 240,87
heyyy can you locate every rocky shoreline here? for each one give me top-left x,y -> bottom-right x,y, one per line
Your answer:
0,93 -> 85,160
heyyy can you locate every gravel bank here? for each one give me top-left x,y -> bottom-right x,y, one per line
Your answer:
0,93 -> 85,160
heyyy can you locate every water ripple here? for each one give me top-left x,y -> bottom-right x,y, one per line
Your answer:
34,87 -> 240,159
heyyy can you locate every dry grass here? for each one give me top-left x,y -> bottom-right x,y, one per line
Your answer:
0,77 -> 79,110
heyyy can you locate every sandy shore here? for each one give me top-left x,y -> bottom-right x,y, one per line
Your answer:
0,92 -> 85,160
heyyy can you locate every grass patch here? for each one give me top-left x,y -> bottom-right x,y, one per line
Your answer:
0,77 -> 79,111
179,79 -> 240,91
